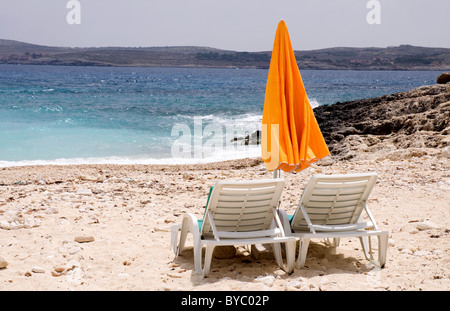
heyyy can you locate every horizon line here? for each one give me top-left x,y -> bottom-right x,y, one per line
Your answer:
2,38 -> 450,53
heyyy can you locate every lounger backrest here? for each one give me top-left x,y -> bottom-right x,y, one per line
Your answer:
201,179 -> 285,237
290,173 -> 378,231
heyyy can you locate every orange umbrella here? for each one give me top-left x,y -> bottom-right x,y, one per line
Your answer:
261,20 -> 329,174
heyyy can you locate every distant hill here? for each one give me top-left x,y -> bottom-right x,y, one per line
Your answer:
1,39 -> 449,70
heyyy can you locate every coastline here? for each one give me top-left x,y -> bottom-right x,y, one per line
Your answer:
2,40 -> 450,70
0,83 -> 449,291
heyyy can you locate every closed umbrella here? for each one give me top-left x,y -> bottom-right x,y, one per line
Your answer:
261,20 -> 329,176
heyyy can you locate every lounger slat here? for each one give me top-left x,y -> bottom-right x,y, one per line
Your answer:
219,187 -> 277,196
216,200 -> 273,208
213,211 -> 270,220
314,180 -> 370,189
214,218 -> 268,227
213,207 -> 273,216
218,193 -> 275,202
311,188 -> 365,196
308,193 -> 364,202
303,205 -> 360,213
305,200 -> 361,208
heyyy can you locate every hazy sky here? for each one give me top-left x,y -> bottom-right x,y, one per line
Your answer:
1,0 -> 449,51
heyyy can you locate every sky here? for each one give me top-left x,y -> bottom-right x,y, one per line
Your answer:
0,0 -> 449,51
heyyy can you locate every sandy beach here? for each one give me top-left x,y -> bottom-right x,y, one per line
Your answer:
0,152 -> 448,291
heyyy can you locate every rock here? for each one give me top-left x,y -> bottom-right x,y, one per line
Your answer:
213,246 -> 236,259
317,155 -> 334,166
254,275 -> 276,287
285,280 -> 305,290
182,173 -> 194,180
416,221 -> 438,230
54,266 -> 66,273
437,72 -> 450,84
69,246 -> 82,255
409,228 -> 419,234
0,220 -> 11,230
314,84 -> 450,160
250,244 -> 274,260
441,146 -> 450,158
32,266 -> 45,273
74,235 -> 95,243
413,250 -> 432,257
77,189 -> 93,196
167,273 -> 183,279
242,130 -> 261,145
0,258 -> 8,269
400,248 -> 413,255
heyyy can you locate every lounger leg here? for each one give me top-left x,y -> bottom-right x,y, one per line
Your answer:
360,233 -> 388,267
174,214 -> 200,256
171,225 -> 181,254
378,233 -> 388,268
272,241 -> 295,274
177,225 -> 189,255
177,216 -> 191,255
359,236 -> 372,261
284,240 -> 296,273
202,245 -> 215,277
324,238 -> 340,248
296,238 -> 310,269
192,236 -> 203,275
172,214 -> 205,275
272,242 -> 283,270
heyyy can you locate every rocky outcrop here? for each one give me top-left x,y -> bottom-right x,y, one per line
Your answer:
231,130 -> 261,145
315,84 -> 450,160
437,72 -> 450,84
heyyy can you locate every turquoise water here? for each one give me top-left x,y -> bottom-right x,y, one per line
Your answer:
0,64 -> 441,166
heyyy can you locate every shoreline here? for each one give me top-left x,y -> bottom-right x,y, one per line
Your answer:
0,157 -> 263,184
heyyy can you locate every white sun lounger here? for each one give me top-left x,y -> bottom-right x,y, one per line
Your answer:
278,173 -> 388,269
171,179 -> 296,277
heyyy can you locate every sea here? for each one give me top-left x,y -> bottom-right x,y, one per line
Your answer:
0,64 -> 442,167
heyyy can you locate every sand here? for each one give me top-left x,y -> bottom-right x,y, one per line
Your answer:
0,155 -> 449,291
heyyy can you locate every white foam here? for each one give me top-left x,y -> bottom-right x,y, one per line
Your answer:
0,145 -> 261,168
173,113 -> 262,129
309,99 -> 320,109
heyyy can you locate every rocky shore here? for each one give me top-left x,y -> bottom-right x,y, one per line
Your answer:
315,83 -> 450,161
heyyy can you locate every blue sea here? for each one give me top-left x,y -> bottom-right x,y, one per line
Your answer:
0,64 -> 441,167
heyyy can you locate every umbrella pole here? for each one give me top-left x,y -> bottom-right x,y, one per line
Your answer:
273,169 -> 280,179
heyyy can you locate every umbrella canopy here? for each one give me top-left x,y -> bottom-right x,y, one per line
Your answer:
261,20 -> 330,173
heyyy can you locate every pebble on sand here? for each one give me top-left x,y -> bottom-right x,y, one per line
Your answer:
74,235 -> 95,243
0,258 -> 8,269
